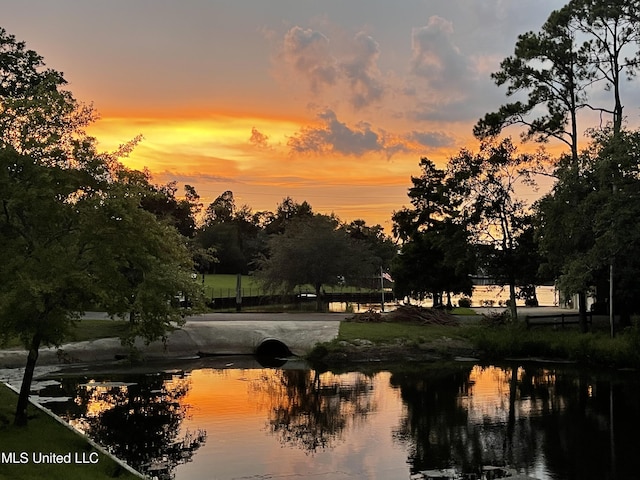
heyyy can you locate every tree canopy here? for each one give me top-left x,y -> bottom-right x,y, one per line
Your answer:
0,27 -> 202,425
474,0 -> 640,154
256,214 -> 376,311
392,158 -> 475,307
536,128 -> 640,323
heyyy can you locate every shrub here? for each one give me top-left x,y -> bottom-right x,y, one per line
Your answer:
481,309 -> 511,326
458,297 -> 472,308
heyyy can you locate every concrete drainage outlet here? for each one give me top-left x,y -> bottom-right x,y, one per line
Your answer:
255,338 -> 293,358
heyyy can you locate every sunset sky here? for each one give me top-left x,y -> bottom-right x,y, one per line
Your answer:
5,0 -> 638,230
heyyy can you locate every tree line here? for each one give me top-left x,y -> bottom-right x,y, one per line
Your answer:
191,191 -> 395,278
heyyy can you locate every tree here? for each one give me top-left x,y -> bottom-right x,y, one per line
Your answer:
475,0 -> 640,328
392,158 -> 475,307
256,214 -> 374,311
474,0 -> 640,153
0,29 -> 202,425
473,6 -> 590,161
0,28 -> 95,160
197,190 -> 265,274
203,190 -> 236,225
392,224 -> 474,307
536,128 -> 640,325
141,181 -> 201,238
569,0 -> 640,135
264,196 -> 314,235
86,164 -> 203,333
448,139 -> 542,319
344,219 -> 397,277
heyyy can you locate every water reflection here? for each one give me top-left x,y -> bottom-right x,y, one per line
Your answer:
253,370 -> 376,453
40,360 -> 639,480
392,364 -> 639,479
44,372 -> 206,479
391,365 -> 475,473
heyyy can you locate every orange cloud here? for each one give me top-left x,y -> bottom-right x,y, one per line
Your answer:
86,111 -> 485,229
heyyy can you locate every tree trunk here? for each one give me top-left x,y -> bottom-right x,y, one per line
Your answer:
509,281 -> 518,320
315,283 -> 323,312
432,291 -> 442,308
578,291 -> 588,333
14,333 -> 42,426
505,364 -> 518,462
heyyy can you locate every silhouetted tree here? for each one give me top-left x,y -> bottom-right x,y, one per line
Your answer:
257,214 -> 375,311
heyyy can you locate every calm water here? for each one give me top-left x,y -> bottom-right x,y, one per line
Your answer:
331,285 -> 559,312
38,359 -> 639,480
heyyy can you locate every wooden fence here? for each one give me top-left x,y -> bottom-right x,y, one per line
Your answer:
524,312 -> 593,328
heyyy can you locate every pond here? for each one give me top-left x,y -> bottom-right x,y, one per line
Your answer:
35,358 -> 639,480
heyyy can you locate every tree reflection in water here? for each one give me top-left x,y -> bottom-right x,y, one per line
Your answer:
60,372 -> 206,480
391,365 -> 477,473
40,363 -> 640,479
252,369 -> 376,454
391,363 -> 639,480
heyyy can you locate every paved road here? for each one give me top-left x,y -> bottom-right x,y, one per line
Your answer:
85,308 -> 576,321
83,311 -> 348,322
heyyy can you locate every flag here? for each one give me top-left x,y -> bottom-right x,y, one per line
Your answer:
382,272 -> 393,282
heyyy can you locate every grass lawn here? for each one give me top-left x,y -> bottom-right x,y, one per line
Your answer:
334,319 -> 640,368
2,320 -> 130,350
201,273 -> 261,294
201,273 -> 378,298
450,307 -> 477,315
0,384 -> 140,480
66,320 -> 130,343
338,321 -> 471,344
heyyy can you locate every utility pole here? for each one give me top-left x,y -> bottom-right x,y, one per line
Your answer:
610,180 -> 616,338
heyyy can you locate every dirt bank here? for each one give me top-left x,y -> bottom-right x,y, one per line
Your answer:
309,336 -> 479,367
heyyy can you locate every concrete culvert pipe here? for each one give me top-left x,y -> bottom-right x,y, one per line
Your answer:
255,338 -> 293,358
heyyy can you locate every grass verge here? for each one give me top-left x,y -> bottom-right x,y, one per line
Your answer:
310,319 -> 640,369
466,322 -> 640,367
450,307 -> 477,315
0,384 -> 140,480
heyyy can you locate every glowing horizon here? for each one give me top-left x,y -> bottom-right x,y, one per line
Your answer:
87,112 -> 454,229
